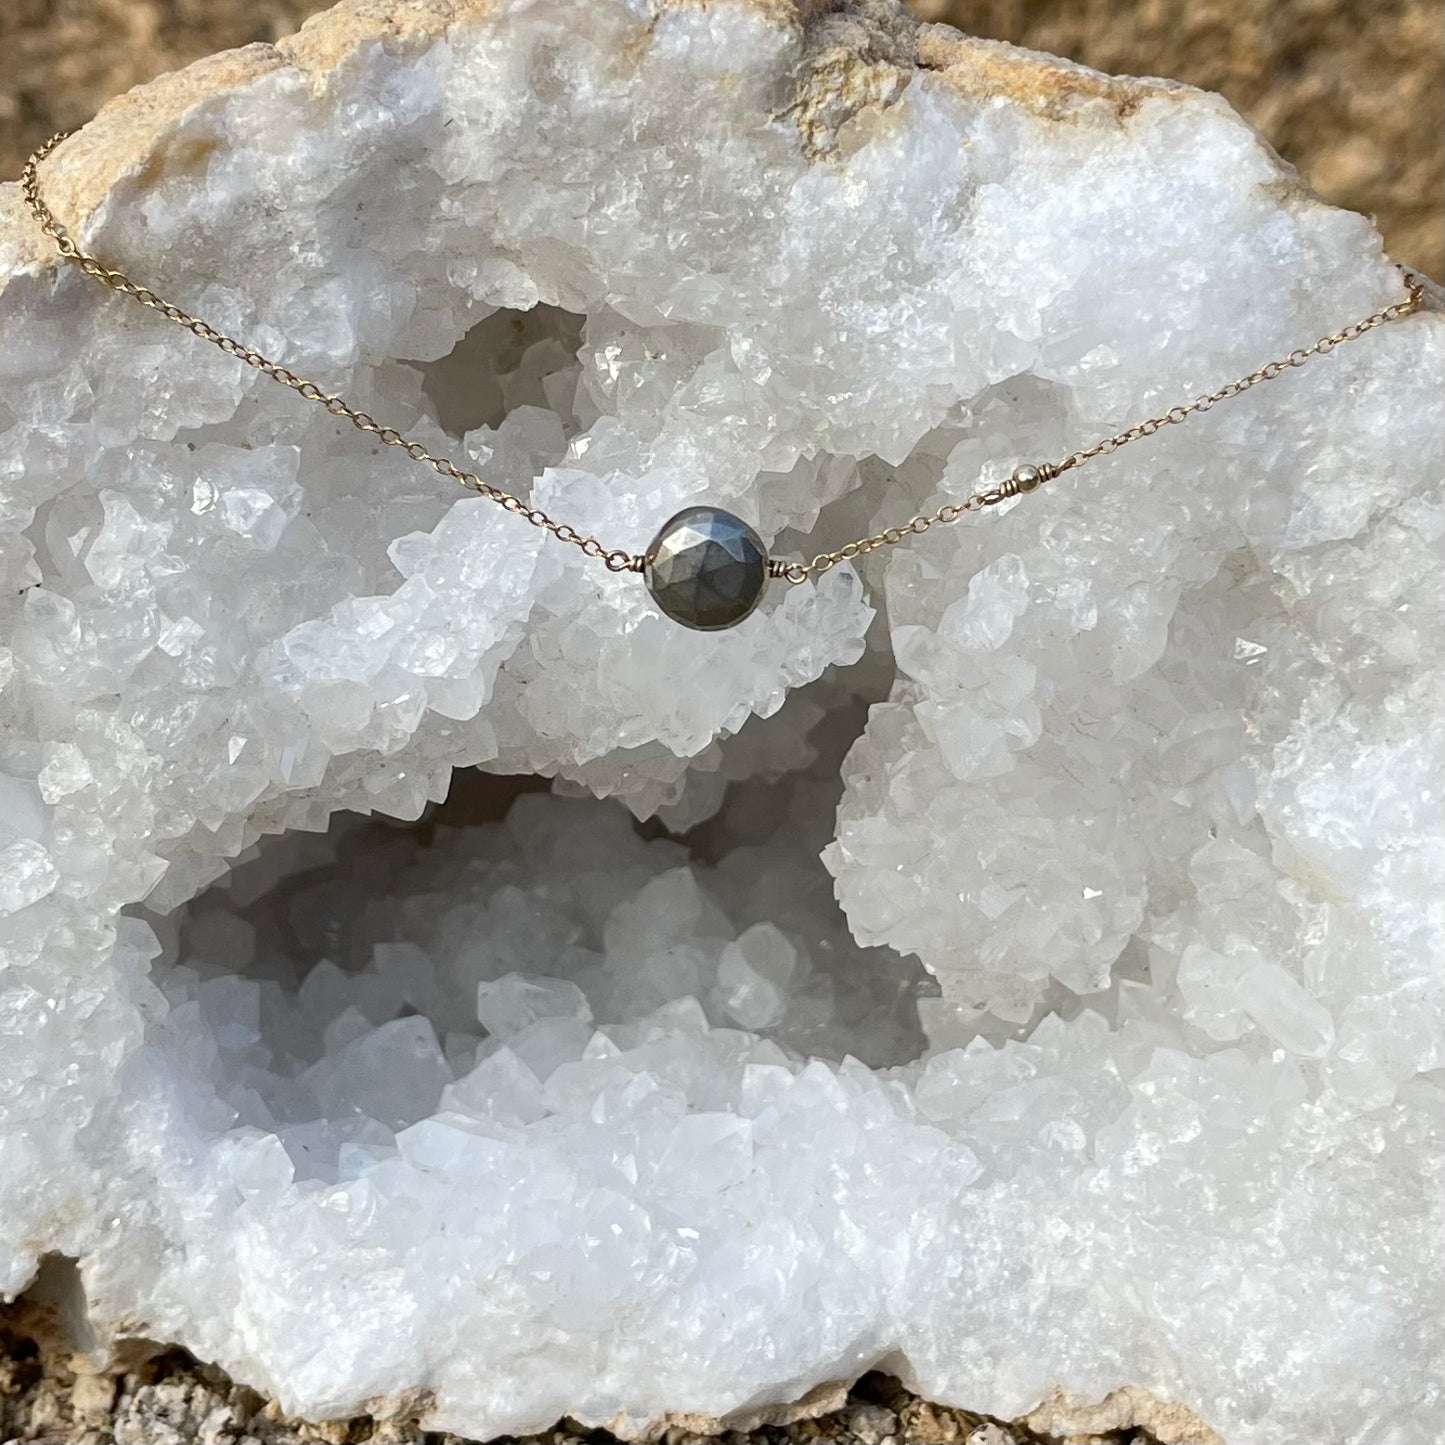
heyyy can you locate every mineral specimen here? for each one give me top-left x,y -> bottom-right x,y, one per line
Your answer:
0,1 -> 1441,1442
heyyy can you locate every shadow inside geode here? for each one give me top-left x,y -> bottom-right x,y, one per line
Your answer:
125,688 -> 935,1188
411,302 -> 587,438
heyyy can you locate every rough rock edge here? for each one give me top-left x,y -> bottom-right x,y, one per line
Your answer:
1022,1387 -> 1222,1445
0,0 -> 1238,286
0,1 -> 1292,1440
2,1289 -> 1222,1444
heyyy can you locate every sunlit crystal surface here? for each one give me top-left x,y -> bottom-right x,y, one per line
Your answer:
0,1 -> 1442,1442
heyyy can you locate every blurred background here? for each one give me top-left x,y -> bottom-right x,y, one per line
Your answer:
0,0 -> 1439,275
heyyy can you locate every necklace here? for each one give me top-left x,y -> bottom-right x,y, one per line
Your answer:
22,131 -> 1426,632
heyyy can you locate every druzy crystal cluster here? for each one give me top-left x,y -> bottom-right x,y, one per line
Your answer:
0,1 -> 1441,1441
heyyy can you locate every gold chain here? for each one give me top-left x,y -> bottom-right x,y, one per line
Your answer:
786,270 -> 1425,583
21,132 -> 641,574
21,130 -> 1426,586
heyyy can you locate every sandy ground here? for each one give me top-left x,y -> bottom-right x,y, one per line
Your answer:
0,1 -> 1438,1441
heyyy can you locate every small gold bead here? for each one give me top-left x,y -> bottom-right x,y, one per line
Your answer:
1012,464 -> 1043,493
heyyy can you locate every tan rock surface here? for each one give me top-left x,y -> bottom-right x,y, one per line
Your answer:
1,0 -> 1439,273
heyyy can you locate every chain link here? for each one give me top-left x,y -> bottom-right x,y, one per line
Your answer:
21,132 -> 643,575
1052,271 -> 1426,477
791,268 -> 1425,581
21,130 -> 1427,588
773,493 -> 990,584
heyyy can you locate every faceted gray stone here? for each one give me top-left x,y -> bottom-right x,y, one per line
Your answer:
643,506 -> 770,631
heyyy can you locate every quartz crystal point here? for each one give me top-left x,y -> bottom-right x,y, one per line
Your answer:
0,1 -> 1441,1443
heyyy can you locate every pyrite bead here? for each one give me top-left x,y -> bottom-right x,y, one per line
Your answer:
643,506 -> 769,631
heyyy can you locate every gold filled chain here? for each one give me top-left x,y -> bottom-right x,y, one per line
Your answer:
22,131 -> 642,574
781,270 -> 1425,583
22,129 -> 1427,592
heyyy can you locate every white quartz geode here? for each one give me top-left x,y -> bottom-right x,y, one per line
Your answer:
1,0 -> 1442,1441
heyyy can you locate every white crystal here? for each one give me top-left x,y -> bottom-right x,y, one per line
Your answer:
0,1 -> 1442,1442
476,973 -> 593,1039
0,838 -> 58,915
1236,961 -> 1337,1058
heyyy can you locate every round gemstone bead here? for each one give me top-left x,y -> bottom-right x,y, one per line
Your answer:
643,506 -> 770,631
